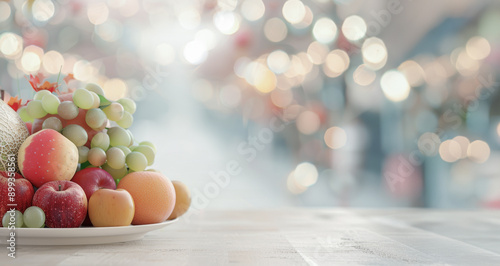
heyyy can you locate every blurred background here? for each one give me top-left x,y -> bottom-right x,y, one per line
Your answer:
1,0 -> 500,210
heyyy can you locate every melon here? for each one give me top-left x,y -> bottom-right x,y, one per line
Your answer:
0,100 -> 30,172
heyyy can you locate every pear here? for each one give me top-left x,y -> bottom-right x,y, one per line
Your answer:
0,100 -> 30,172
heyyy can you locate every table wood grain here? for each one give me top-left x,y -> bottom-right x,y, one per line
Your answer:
2,209 -> 500,265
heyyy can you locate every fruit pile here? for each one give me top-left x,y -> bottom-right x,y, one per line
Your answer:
0,75 -> 190,228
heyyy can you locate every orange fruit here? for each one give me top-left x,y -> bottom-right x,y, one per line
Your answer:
117,171 -> 175,225
167,181 -> 191,220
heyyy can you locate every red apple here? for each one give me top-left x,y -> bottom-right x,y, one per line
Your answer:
32,180 -> 87,228
0,171 -> 34,224
71,168 -> 116,201
18,129 -> 79,188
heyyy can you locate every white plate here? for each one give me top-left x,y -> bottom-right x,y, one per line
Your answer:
0,219 -> 177,245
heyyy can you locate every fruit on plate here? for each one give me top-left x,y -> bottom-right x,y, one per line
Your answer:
88,188 -> 134,227
71,168 -> 116,226
23,206 -> 46,228
32,180 -> 87,228
0,171 -> 34,222
167,181 -> 191,220
18,129 -> 79,188
2,210 -> 23,228
117,171 -> 176,225
0,100 -> 30,172
31,93 -> 106,147
71,168 -> 116,201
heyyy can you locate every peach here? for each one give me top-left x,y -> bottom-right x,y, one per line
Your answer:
18,129 -> 79,188
31,93 -> 106,147
88,189 -> 135,227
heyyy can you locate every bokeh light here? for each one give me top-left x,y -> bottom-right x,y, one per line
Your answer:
241,0 -> 265,22
267,50 -> 290,74
324,127 -> 347,149
103,78 -> 127,101
323,49 -> 350,78
398,60 -> 425,87
32,0 -> 55,23
296,111 -> 320,135
439,139 -> 462,163
0,2 -> 12,23
342,15 -> 367,42
42,50 -> 64,74
0,32 -> 23,58
466,36 -> 491,60
380,70 -> 411,102
264,18 -> 288,43
312,17 -> 337,44
214,11 -> 240,35
467,140 -> 490,163
282,0 -> 306,25
87,2 -> 109,25
362,37 -> 387,70
353,64 -> 376,86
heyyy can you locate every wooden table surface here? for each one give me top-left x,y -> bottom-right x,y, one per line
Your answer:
2,209 -> 500,265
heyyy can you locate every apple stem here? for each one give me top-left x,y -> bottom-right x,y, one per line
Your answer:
58,184 -> 62,191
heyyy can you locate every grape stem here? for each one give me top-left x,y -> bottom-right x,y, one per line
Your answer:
58,184 -> 62,191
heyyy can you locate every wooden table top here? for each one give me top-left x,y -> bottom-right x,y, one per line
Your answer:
2,209 -> 500,265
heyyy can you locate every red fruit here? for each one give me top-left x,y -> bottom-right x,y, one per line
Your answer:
18,129 -> 79,188
0,171 -> 34,223
32,180 -> 87,228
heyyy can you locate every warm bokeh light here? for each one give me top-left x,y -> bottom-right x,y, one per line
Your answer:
0,1 -> 11,23
287,170 -> 307,194
0,32 -> 23,58
467,140 -> 490,163
353,64 -> 376,86
241,0 -> 265,22
42,50 -> 64,74
32,0 -> 55,23
267,50 -> 290,74
313,17 -> 337,44
95,20 -> 123,43
342,15 -> 367,42
214,11 -> 240,35
271,89 -> 294,108
282,0 -> 306,25
323,49 -> 350,78
324,127 -> 347,149
439,139 -> 462,163
398,60 -> 425,87
293,5 -> 313,29
103,78 -> 127,101
296,111 -> 320,135
466,36 -> 491,60
264,18 -> 288,43
452,136 -> 470,159
307,41 -> 329,65
183,41 -> 208,65
380,70 -> 411,102
362,37 -> 387,70
455,49 -> 480,76
293,162 -> 319,187
87,2 -> 109,25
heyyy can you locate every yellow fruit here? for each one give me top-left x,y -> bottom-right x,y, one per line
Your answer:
168,181 -> 191,220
